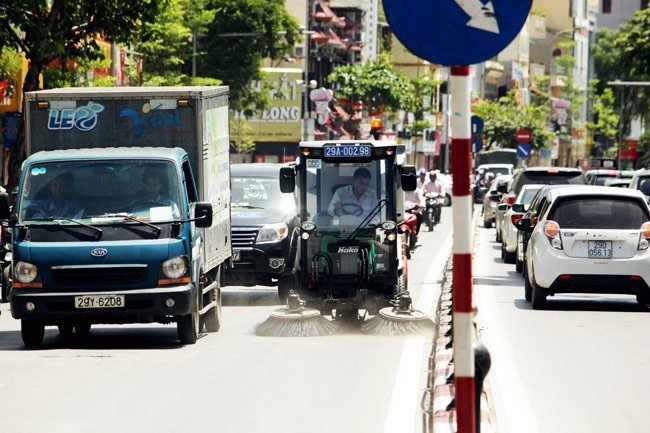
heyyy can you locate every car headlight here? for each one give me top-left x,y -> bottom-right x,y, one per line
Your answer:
15,261 -> 38,283
162,256 -> 188,279
256,223 -> 288,244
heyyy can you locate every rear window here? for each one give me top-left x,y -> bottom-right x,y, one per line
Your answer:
513,171 -> 585,194
637,177 -> 650,196
594,174 -> 617,186
549,197 -> 648,229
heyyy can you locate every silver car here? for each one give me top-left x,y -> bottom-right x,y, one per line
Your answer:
482,175 -> 512,228
500,184 -> 544,264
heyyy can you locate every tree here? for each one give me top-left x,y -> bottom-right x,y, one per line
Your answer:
472,92 -> 552,151
0,0 -> 162,187
328,56 -> 415,116
229,116 -> 256,156
586,84 -> 619,157
0,47 -> 21,99
201,0 -> 301,115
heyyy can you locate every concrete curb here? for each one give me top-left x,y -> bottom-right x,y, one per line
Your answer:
423,210 -> 495,433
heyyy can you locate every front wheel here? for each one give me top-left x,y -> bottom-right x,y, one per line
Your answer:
178,307 -> 199,344
21,319 -> 44,347
403,233 -> 412,259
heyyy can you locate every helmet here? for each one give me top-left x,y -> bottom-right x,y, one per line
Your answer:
419,168 -> 426,175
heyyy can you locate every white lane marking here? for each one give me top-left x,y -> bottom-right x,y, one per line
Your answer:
383,338 -> 425,433
384,229 -> 452,433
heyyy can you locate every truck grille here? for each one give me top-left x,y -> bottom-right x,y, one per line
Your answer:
232,227 -> 260,248
51,265 -> 148,287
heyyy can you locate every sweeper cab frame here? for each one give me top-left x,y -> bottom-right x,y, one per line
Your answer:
278,132 -> 418,320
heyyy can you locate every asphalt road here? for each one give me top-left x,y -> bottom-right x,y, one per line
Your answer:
0,207 -> 451,433
474,215 -> 650,433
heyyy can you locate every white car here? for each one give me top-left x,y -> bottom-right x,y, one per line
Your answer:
628,169 -> 650,201
500,184 -> 544,264
517,186 -> 650,309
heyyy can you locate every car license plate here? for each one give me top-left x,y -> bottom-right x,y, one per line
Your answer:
588,240 -> 613,258
75,295 -> 125,309
232,250 -> 241,261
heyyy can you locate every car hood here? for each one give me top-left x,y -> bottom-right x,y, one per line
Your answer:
231,207 -> 294,226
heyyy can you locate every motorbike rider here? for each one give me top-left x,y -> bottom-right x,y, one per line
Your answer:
417,168 -> 427,190
423,171 -> 445,224
404,187 -> 424,235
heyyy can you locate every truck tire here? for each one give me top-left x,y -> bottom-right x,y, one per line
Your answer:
22,320 -> 44,347
203,270 -> 222,333
178,296 -> 200,345
2,265 -> 11,303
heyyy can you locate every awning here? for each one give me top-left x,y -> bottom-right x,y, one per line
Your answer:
318,0 -> 346,27
310,30 -> 329,44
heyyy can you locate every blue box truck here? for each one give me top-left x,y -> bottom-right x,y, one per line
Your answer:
1,86 -> 231,346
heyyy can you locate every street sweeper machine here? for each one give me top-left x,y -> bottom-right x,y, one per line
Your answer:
256,131 -> 436,337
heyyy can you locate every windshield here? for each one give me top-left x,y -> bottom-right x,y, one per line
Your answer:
19,160 -> 182,224
231,176 -> 296,211
305,159 -> 387,230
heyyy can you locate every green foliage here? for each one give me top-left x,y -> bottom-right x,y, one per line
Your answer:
0,0 -> 162,92
202,0 -> 301,113
328,56 -> 415,115
411,72 -> 443,115
230,115 -> 256,155
615,8 -> 650,78
473,92 -> 552,150
406,119 -> 434,136
0,47 -> 21,81
42,57 -> 116,88
586,85 -> 619,140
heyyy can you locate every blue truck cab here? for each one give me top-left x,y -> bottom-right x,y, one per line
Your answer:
3,86 -> 232,347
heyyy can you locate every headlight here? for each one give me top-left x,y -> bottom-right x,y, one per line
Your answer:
15,261 -> 38,283
162,256 -> 188,279
256,223 -> 288,244
381,221 -> 397,231
301,221 -> 316,232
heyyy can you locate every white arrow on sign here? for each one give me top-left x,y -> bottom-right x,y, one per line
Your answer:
454,0 -> 500,34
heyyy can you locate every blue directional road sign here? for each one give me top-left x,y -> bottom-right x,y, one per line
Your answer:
383,0 -> 532,66
471,115 -> 484,153
517,143 -> 531,159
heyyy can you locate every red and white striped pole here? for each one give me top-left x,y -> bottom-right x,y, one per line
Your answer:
450,65 -> 475,433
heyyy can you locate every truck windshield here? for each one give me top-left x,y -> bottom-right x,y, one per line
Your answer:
305,159 -> 387,230
18,160 -> 182,224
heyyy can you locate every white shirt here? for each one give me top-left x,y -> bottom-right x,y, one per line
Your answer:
328,185 -> 378,217
423,179 -> 445,196
404,188 -> 424,207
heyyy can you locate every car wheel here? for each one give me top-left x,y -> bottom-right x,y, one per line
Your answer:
496,228 -> 501,243
483,218 -> 491,229
21,319 -> 44,347
74,321 -> 92,336
636,290 -> 650,305
444,194 -> 452,207
503,246 -> 516,264
515,256 -> 523,273
523,265 -> 532,301
530,268 -> 546,309
58,321 -> 74,336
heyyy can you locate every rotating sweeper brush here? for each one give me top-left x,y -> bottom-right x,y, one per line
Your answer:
361,293 -> 435,336
255,291 -> 338,337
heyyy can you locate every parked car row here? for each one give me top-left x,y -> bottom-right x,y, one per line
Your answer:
488,165 -> 650,309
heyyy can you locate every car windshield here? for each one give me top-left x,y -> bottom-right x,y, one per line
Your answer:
518,187 -> 543,204
18,160 -> 182,224
231,176 -> 295,211
549,197 -> 648,229
305,159 -> 387,230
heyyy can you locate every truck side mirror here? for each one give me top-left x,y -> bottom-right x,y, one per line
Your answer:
0,193 -> 10,220
400,165 -> 417,192
194,202 -> 213,228
497,183 -> 508,194
279,167 -> 295,193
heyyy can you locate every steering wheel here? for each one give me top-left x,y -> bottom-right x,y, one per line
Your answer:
334,203 -> 364,217
23,204 -> 47,219
130,200 -> 168,213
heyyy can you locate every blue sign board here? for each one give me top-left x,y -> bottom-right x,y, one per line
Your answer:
2,111 -> 22,149
471,115 -> 484,153
383,0 -> 532,66
517,143 -> 531,159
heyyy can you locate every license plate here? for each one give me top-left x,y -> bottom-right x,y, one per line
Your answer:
588,240 -> 613,258
324,145 -> 371,158
75,295 -> 125,309
232,250 -> 241,261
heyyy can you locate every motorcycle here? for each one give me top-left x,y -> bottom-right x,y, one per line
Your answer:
424,193 -> 442,231
400,204 -> 420,259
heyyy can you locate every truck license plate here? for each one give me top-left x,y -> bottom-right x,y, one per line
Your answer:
588,240 -> 612,258
75,295 -> 125,309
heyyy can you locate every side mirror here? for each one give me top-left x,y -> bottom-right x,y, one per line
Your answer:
512,203 -> 525,213
279,166 -> 295,193
497,183 -> 508,194
194,202 -> 213,228
515,218 -> 532,232
400,165 -> 417,192
0,193 -> 10,220
497,203 -> 508,212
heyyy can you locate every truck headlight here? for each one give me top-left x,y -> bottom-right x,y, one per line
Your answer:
256,223 -> 288,244
162,256 -> 188,279
15,261 -> 38,283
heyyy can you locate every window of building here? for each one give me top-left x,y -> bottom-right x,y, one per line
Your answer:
602,0 -> 612,13
642,0 -> 649,9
